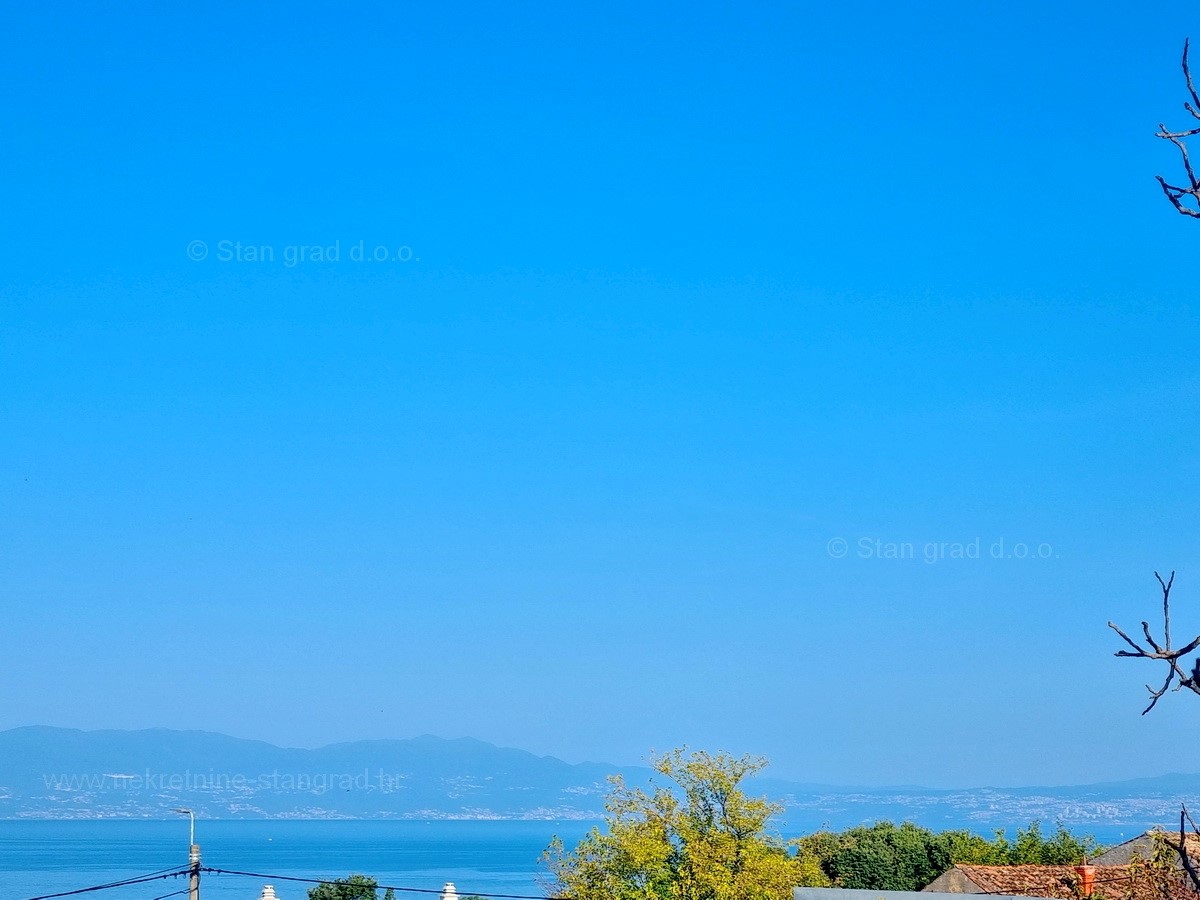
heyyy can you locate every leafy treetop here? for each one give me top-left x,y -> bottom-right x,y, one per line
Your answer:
542,748 -> 826,900
307,874 -> 395,900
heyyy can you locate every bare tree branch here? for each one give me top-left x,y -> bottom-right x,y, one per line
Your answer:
1159,805 -> 1200,893
1181,38 -> 1200,118
1108,571 -> 1200,714
1161,571 -> 1177,644
1157,40 -> 1200,217
1183,806 -> 1200,893
1111,572 -> 1200,894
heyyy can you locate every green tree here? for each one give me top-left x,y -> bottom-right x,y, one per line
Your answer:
1006,821 -> 1100,865
800,821 -> 949,891
542,748 -> 825,900
938,829 -> 1009,866
796,820 -> 1102,890
308,874 -> 382,900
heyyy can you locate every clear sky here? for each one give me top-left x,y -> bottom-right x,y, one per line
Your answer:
2,1 -> 1199,788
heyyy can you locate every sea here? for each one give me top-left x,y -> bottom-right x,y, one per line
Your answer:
0,820 -> 597,900
0,819 -> 1150,900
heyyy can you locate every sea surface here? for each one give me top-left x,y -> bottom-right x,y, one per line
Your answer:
0,820 -> 597,900
0,819 -> 1149,900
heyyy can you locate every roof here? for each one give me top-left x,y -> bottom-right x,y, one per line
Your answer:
944,864 -> 1198,900
801,890 -> 1045,900
1094,832 -> 1200,867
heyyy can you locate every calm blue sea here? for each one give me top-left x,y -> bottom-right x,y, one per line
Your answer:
0,820 -> 598,900
0,819 -> 1149,900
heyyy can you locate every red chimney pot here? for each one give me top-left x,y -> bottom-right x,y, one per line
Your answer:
1075,865 -> 1096,898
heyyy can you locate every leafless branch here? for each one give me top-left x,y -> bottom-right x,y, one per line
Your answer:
1108,571 -> 1200,714
1158,39 -> 1200,217
1184,806 -> 1200,893
1182,37 -> 1200,118
1159,805 -> 1200,893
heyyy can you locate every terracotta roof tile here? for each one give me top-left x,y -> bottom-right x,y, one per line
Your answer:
953,864 -> 1198,900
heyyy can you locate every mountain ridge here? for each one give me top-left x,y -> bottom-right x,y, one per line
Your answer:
2,726 -> 1198,830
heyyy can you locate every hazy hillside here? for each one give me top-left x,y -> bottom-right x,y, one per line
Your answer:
2,727 -> 1198,830
0,726 -> 647,819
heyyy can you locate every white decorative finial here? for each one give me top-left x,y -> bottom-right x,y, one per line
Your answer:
441,883 -> 458,900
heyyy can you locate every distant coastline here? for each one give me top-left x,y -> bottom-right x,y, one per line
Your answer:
2,726 -> 1196,830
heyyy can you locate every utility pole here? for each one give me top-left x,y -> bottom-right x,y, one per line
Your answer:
173,807 -> 199,900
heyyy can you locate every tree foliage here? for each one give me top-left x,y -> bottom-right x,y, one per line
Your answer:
542,748 -> 824,900
308,875 -> 391,900
1003,821 -> 1102,865
797,821 -> 950,891
795,820 -> 1102,891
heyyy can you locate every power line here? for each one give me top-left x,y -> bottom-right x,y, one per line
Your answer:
200,867 -> 569,900
24,868 -> 192,900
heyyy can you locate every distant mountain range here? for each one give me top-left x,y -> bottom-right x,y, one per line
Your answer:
3,726 -> 1199,832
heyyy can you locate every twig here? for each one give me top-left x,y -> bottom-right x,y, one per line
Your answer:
1108,571 -> 1200,714
1166,805 -> 1200,893
1158,40 -> 1200,217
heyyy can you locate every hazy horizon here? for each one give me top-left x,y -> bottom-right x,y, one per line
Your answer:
6,723 -> 1200,791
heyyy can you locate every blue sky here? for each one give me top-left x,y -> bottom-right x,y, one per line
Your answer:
2,1 -> 1199,788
